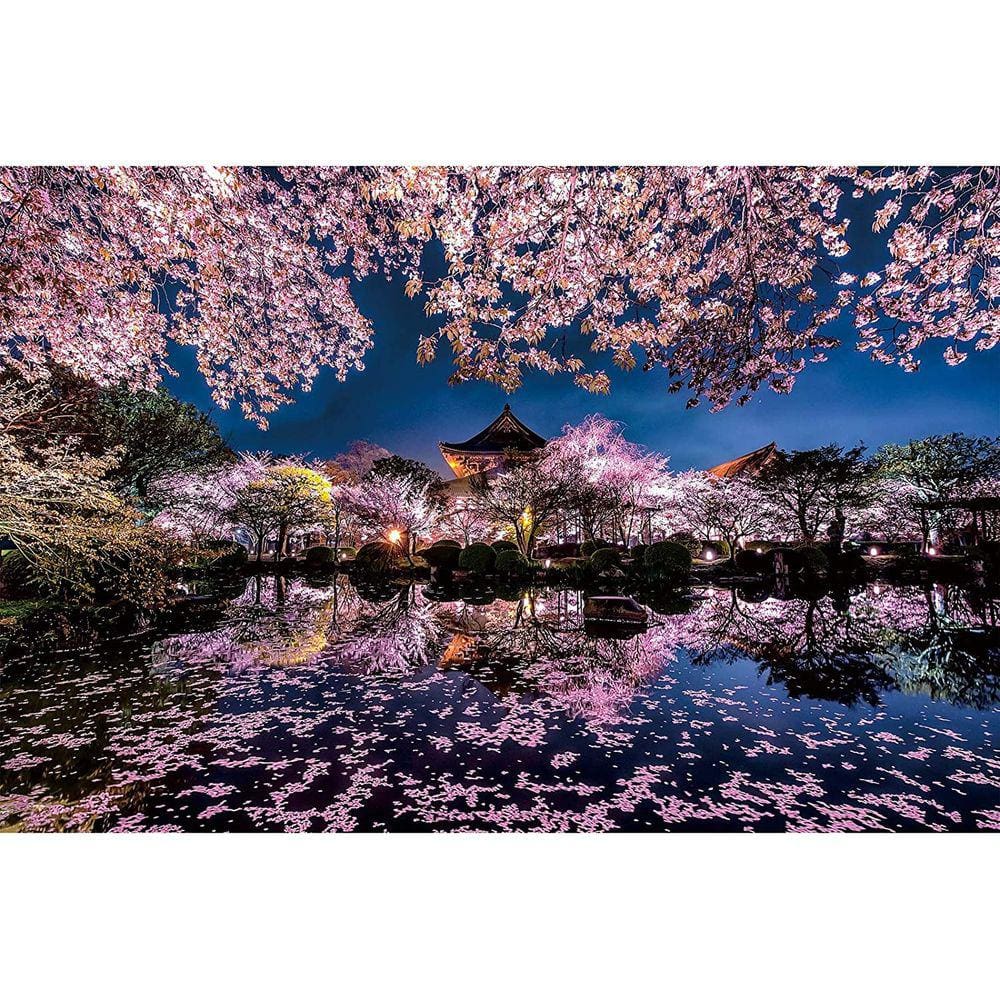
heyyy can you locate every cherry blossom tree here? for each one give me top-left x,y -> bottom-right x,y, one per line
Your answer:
4,166 -> 995,423
545,414 -> 670,545
874,433 -> 1000,545
350,469 -> 442,563
670,470 -> 777,555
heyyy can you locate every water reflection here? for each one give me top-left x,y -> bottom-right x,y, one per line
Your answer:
1,575 -> 998,832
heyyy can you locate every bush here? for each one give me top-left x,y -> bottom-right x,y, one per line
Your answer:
629,543 -> 647,561
304,545 -> 335,566
968,542 -> 1000,573
580,539 -> 613,558
433,538 -> 462,549
667,532 -> 703,559
556,557 -> 593,587
772,545 -> 829,579
795,544 -> 829,578
495,549 -> 530,578
734,547 -> 770,575
491,539 -> 518,553
0,551 -> 35,597
589,547 -> 622,575
744,540 -> 776,554
211,544 -> 249,570
421,544 -> 462,571
458,542 -> 496,575
643,541 -> 692,583
336,546 -> 357,560
353,541 -> 401,576
698,539 -> 731,562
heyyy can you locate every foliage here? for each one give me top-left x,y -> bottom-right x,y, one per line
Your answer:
353,541 -> 402,577
495,549 -> 530,579
756,445 -> 874,542
3,167 -> 996,422
468,451 -> 580,557
491,539 -> 518,553
629,543 -> 647,561
874,434 -> 1000,544
304,545 -> 335,566
589,547 -> 622,574
666,532 -> 703,558
580,539 -> 613,558
458,543 -> 497,576
420,544 -> 462,571
642,541 -> 693,583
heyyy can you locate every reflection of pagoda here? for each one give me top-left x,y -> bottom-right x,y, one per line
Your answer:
439,404 -> 547,479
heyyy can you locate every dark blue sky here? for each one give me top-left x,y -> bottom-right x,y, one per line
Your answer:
166,189 -> 999,476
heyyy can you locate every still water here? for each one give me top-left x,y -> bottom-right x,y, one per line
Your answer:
2,576 -> 998,831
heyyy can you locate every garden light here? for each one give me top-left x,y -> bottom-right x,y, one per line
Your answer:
704,549 -> 715,561
544,558 -> 551,569
927,546 -> 936,556
869,546 -> 880,556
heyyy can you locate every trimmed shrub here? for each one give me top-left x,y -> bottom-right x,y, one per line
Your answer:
336,546 -> 357,560
590,547 -> 622,575
734,547 -> 770,575
458,542 -> 496,575
795,544 -> 829,578
557,557 -> 593,587
304,545 -> 335,566
432,538 -> 462,549
667,532 -> 702,559
629,543 -> 647,562
353,541 -> 401,576
580,539 -> 612,558
744,540 -> 776,554
421,544 -> 462,571
495,549 -> 530,578
643,541 -> 692,583
491,539 -> 518,553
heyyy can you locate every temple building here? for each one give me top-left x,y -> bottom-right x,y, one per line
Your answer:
707,441 -> 778,478
439,403 -> 547,479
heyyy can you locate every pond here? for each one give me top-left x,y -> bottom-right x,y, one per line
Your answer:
2,576 -> 999,831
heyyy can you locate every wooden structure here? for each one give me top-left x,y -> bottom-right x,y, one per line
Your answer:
707,441 -> 778,478
439,404 -> 546,479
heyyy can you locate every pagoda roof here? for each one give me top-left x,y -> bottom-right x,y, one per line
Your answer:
440,404 -> 547,456
707,442 -> 778,478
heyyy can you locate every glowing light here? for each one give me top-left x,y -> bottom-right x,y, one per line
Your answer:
544,558 -> 551,569
869,546 -> 880,556
387,528 -> 402,545
756,547 -> 763,554
704,550 -> 715,562
927,546 -> 936,556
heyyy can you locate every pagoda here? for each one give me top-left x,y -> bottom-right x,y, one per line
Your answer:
439,404 -> 547,479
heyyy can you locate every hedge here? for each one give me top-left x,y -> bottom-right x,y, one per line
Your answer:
491,539 -> 518,553
666,532 -> 702,559
458,542 -> 496,575
590,547 -> 622,574
643,541 -> 692,582
354,541 -> 401,576
304,545 -> 335,565
421,544 -> 462,570
580,539 -> 613,558
495,549 -> 530,578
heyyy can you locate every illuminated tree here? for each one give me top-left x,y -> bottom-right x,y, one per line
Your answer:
756,445 -> 874,544
4,167 -> 994,422
874,433 -> 1000,545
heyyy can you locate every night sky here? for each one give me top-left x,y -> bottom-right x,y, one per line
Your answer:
166,202 -> 1000,478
